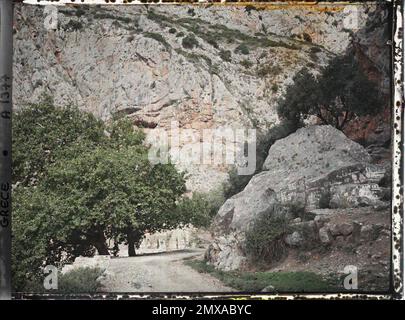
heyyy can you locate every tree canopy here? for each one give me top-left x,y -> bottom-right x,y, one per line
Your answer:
12,100 -> 211,290
277,53 -> 383,130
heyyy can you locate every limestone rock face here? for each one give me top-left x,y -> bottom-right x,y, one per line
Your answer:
207,125 -> 388,270
13,3 -> 389,192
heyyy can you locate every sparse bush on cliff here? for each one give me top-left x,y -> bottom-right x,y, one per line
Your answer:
235,43 -> 250,55
219,49 -> 232,62
182,34 -> 199,49
245,206 -> 291,266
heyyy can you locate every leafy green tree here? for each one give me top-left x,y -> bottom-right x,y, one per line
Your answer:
12,101 -> 193,290
277,53 -> 383,130
173,191 -> 225,228
13,96 -> 105,187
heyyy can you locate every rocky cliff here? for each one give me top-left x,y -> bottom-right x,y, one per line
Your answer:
206,125 -> 390,291
13,3 -> 390,192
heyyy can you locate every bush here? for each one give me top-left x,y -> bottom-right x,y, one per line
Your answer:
57,267 -> 104,294
174,190 -> 225,228
64,20 -> 83,31
168,27 -> 177,34
240,59 -> 253,69
257,64 -> 282,78
186,260 -> 337,292
244,205 -> 291,266
143,32 -> 171,51
319,192 -> 332,209
182,34 -> 199,49
219,49 -> 232,62
176,31 -> 185,38
187,8 -> 196,16
234,43 -> 250,55
245,5 -> 259,15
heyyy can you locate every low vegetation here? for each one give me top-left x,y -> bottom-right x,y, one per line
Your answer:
185,260 -> 337,292
244,206 -> 292,266
57,267 -> 104,294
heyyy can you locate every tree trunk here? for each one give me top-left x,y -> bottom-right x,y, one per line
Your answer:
127,230 -> 142,257
91,232 -> 109,255
127,231 -> 137,257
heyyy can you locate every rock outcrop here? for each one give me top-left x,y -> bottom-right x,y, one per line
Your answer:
13,3 -> 389,192
206,125 -> 389,270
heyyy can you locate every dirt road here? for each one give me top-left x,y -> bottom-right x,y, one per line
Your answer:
101,249 -> 235,292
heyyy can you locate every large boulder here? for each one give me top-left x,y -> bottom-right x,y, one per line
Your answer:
206,125 -> 387,270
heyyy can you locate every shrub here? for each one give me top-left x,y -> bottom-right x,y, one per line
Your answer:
143,32 -> 171,51
206,38 -> 219,49
271,83 -> 279,93
182,34 -> 199,49
240,59 -> 253,69
186,260 -> 337,292
234,43 -> 250,55
219,49 -> 232,62
64,20 -> 83,31
257,64 -> 282,78
174,190 -> 225,228
187,8 -> 196,16
319,192 -> 332,209
57,267 -> 104,293
245,205 -> 291,266
302,32 -> 312,43
245,5 -> 259,15
169,27 -> 177,34
176,31 -> 185,38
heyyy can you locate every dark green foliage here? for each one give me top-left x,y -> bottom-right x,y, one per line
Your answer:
182,34 -> 199,49
176,31 -> 185,38
12,97 -> 105,187
168,27 -> 177,34
245,5 -> 259,15
57,267 -> 104,293
235,43 -> 250,55
187,8 -> 196,16
219,50 -> 232,62
245,206 -> 291,265
277,53 -> 383,130
186,260 -> 336,292
12,101 -> 192,291
64,20 -> 83,31
173,191 -> 225,228
319,192 -> 332,209
143,32 -> 171,51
